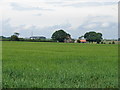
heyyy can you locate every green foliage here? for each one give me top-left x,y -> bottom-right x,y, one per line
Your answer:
0,36 -> 5,39
0,38 -> 10,41
112,41 -> 115,44
118,38 -> 120,41
84,31 -> 102,43
10,32 -> 20,41
14,32 -> 20,36
0,36 -> 10,41
78,36 -> 84,39
10,35 -> 19,41
51,30 -> 70,42
18,38 -> 25,41
77,40 -> 81,43
2,41 -> 118,88
101,42 -> 104,44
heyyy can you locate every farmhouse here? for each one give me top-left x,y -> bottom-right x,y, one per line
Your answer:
64,35 -> 74,43
30,36 -> 46,40
64,38 -> 74,43
75,39 -> 87,43
80,39 -> 87,43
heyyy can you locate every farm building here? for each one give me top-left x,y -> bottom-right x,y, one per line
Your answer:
64,35 -> 74,43
64,38 -> 74,43
30,36 -> 46,40
80,39 -> 87,43
74,39 -> 87,43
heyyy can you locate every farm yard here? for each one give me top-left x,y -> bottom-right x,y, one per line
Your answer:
2,41 -> 118,88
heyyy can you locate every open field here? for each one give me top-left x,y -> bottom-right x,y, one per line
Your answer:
2,41 -> 118,88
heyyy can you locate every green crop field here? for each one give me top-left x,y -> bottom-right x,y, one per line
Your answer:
2,41 -> 118,88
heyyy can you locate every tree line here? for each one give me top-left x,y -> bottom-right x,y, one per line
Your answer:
1,29 -> 117,44
51,30 -> 103,44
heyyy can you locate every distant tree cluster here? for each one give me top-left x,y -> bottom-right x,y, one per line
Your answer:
51,30 -> 103,44
84,31 -> 102,44
9,30 -> 104,43
51,30 -> 71,42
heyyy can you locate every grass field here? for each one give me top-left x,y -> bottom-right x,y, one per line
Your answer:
2,41 -> 118,88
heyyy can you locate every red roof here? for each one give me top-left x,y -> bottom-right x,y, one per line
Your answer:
80,40 -> 86,42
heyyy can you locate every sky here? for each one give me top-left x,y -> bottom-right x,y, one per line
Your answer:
0,0 -> 119,39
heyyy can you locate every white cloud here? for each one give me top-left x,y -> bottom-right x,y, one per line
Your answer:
1,0 -> 118,39
10,2 -> 54,11
3,2 -> 117,27
101,23 -> 109,27
83,24 -> 97,29
50,2 -> 118,8
1,0 -> 119,2
35,13 -> 42,16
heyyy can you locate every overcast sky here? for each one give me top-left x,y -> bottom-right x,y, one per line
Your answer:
0,0 -> 119,39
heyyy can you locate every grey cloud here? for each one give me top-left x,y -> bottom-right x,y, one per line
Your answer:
2,19 -> 15,36
10,2 -> 54,11
2,19 -> 72,38
35,13 -> 42,16
2,19 -> 34,37
20,23 -> 72,38
72,16 -> 118,39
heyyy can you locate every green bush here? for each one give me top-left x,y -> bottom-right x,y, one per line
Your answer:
112,41 -> 115,44
19,38 -> 25,41
77,40 -> 81,43
101,42 -> 104,44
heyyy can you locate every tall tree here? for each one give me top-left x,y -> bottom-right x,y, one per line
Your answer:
14,32 -> 20,37
84,31 -> 102,43
51,30 -> 70,42
78,36 -> 84,39
10,32 -> 20,41
10,35 -> 19,41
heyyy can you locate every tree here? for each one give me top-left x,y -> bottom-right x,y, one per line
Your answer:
10,32 -> 20,41
101,41 -> 104,44
77,40 -> 81,43
10,35 -> 19,41
95,33 -> 102,44
78,36 -> 84,39
84,31 -> 102,43
112,41 -> 115,44
0,36 -> 5,39
118,38 -> 120,41
14,32 -> 20,37
51,30 -> 70,42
